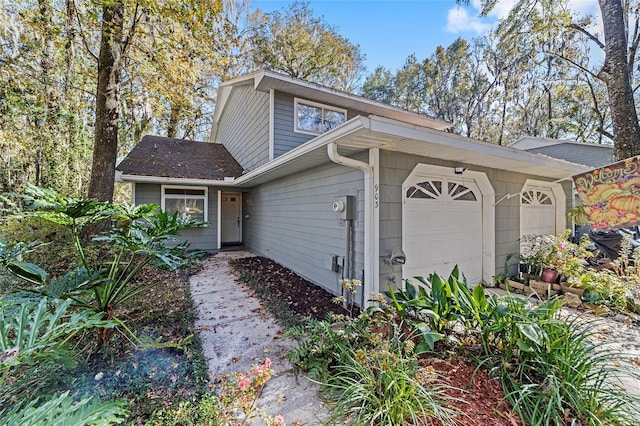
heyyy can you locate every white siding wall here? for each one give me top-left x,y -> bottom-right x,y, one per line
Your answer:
216,84 -> 270,171
242,161 -> 365,296
134,183 -> 220,252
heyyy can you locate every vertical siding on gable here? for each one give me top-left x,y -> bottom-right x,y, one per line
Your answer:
216,84 -> 270,171
378,151 -> 572,286
133,183 -> 219,252
272,92 -> 369,158
242,160 -> 366,296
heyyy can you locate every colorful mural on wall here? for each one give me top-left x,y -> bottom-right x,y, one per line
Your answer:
572,155 -> 640,230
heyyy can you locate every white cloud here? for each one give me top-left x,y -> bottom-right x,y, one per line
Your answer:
445,6 -> 492,34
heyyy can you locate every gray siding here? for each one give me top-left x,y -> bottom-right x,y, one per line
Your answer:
528,144 -> 614,168
242,160 -> 366,296
378,151 -> 572,286
216,84 -> 270,171
273,92 -> 368,158
134,183 -> 219,252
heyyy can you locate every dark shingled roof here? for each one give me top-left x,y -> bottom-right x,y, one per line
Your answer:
117,135 -> 244,180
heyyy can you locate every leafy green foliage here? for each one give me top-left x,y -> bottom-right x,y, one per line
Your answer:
0,238 -> 48,285
0,297 -> 120,415
322,345 -> 456,425
287,308 -> 455,423
495,315 -> 640,426
387,265 -> 640,425
0,391 -> 128,426
147,392 -> 222,426
388,266 -> 478,334
4,186 -> 201,345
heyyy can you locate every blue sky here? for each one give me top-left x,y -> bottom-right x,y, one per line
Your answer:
252,0 -> 601,74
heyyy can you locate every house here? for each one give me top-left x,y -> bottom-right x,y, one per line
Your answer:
508,136 -> 614,168
116,70 -> 590,306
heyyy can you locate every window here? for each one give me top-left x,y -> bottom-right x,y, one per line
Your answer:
294,98 -> 347,134
161,186 -> 207,222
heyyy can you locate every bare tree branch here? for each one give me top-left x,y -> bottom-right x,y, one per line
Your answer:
542,50 -> 599,80
569,23 -> 605,50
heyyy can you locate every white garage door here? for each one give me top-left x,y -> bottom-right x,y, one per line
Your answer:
403,176 -> 483,284
520,188 -> 557,238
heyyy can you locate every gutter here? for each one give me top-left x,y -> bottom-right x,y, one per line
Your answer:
328,143 -> 379,308
115,171 -> 238,187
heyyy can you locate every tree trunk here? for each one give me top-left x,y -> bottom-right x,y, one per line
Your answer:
88,2 -> 124,202
167,102 -> 182,139
38,0 -> 58,187
598,0 -> 640,160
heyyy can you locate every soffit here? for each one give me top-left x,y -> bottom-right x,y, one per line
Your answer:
234,116 -> 589,188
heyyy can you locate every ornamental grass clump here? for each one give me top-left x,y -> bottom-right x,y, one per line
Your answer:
287,307 -> 457,425
481,298 -> 640,426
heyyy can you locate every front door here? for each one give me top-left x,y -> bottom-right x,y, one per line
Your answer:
221,192 -> 241,245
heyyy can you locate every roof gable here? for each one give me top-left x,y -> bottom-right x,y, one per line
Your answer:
116,135 -> 244,180
212,70 -> 451,140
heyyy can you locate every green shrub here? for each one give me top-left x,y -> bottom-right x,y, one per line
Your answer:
288,309 -> 455,424
0,297 -> 119,408
322,343 -> 456,425
147,393 -> 222,425
3,185 -> 202,346
497,316 -> 639,426
0,392 -> 128,426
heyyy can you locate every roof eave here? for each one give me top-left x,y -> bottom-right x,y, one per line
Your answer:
115,171 -> 238,186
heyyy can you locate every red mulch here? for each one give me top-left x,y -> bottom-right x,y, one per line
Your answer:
422,357 -> 521,426
230,256 -> 521,425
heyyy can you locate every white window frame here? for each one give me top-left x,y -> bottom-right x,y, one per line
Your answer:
294,98 -> 347,135
161,185 -> 208,224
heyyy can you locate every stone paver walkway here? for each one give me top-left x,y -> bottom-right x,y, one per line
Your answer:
190,251 -> 329,425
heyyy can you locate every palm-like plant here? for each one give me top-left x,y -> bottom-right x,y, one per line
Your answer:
5,185 -> 202,345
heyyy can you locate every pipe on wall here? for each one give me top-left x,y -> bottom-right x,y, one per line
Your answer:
328,143 -> 379,308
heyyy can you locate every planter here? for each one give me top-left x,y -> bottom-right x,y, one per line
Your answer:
506,279 -> 526,291
561,284 -> 586,297
540,268 -> 559,283
529,280 -> 560,297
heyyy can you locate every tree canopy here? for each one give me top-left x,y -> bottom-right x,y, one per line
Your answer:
247,1 -> 366,91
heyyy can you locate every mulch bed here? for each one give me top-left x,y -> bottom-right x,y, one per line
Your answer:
230,256 -> 353,321
229,255 -> 521,425
422,357 -> 521,426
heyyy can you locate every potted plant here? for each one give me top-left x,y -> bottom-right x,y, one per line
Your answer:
563,270 -> 595,297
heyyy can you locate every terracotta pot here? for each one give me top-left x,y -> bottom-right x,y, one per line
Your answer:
540,268 -> 559,283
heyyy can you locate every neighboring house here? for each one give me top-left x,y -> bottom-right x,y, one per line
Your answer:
116,70 -> 589,306
509,136 -> 615,238
508,136 -> 614,168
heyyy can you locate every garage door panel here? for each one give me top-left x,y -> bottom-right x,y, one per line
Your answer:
404,177 -> 483,284
520,187 -> 557,245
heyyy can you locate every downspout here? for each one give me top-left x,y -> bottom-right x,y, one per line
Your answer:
328,143 -> 379,308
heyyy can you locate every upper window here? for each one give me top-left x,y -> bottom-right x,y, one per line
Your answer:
294,98 -> 347,135
161,186 -> 207,222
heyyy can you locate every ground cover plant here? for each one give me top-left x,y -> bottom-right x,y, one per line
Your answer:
0,187 -> 209,424
231,257 -> 521,425
232,257 -> 640,425
390,269 -> 640,426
